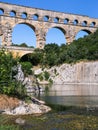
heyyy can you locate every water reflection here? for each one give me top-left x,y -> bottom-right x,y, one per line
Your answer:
38,84 -> 98,107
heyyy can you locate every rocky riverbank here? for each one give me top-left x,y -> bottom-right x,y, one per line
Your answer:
48,61 -> 98,84
0,94 -> 51,115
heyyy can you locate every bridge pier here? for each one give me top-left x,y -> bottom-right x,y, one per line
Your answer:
36,28 -> 46,49
1,22 -> 12,46
66,26 -> 76,44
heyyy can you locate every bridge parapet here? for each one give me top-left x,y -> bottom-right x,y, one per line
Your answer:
0,45 -> 34,58
3,46 -> 34,51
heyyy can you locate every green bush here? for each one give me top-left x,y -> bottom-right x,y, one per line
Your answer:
0,49 -> 27,98
20,61 -> 32,75
44,71 -> 50,81
37,73 -> 44,81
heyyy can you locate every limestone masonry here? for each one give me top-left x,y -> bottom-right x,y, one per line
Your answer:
0,2 -> 98,49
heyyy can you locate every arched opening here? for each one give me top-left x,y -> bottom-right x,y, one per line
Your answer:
20,53 -> 40,66
90,22 -> 96,27
10,10 -> 16,17
75,30 -> 91,40
64,18 -> 69,24
82,21 -> 87,26
20,53 -> 32,62
54,17 -> 59,23
33,14 -> 39,20
12,23 -> 36,48
73,19 -> 78,25
46,27 -> 66,46
21,12 -> 27,19
43,15 -> 49,22
0,8 -> 4,15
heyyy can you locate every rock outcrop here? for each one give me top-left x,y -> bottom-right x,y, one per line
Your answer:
0,94 -> 51,115
49,61 -> 98,84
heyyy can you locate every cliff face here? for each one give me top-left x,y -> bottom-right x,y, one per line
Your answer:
49,61 -> 98,84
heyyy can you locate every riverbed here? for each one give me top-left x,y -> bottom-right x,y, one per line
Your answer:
1,84 -> 98,130
1,105 -> 98,130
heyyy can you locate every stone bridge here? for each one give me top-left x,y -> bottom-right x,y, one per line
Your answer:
0,2 -> 98,50
0,46 -> 34,58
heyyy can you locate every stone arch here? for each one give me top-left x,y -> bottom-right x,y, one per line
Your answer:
54,17 -> 59,23
73,19 -> 78,25
10,10 -> 16,17
64,18 -> 69,24
46,26 -> 66,45
12,22 -> 37,47
43,15 -> 49,22
19,52 -> 33,59
0,8 -> 4,15
21,12 -> 27,19
90,22 -> 96,27
80,29 -> 91,34
75,29 -> 91,40
33,14 -> 39,20
82,21 -> 88,26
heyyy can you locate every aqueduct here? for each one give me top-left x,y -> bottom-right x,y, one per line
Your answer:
0,2 -> 98,57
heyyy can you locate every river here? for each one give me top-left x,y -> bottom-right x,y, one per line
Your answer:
38,84 -> 98,107
1,84 -> 98,130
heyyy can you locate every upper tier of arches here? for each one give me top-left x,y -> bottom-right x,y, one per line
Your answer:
0,2 -> 98,28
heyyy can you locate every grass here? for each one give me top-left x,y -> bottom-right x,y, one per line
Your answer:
0,125 -> 19,130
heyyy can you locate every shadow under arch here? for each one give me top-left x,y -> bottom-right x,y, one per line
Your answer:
46,26 -> 66,46
12,22 -> 36,48
20,53 -> 33,62
75,29 -> 92,40
20,52 -> 40,66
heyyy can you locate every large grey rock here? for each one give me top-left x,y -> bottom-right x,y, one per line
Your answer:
3,101 -> 51,115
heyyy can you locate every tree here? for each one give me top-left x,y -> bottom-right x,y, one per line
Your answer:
0,49 -> 27,98
19,43 -> 28,47
0,49 -> 18,95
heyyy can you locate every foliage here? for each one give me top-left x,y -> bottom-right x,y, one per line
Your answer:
44,71 -> 50,80
37,73 -> 44,81
0,49 -> 17,95
20,48 -> 44,66
37,71 -> 50,81
30,49 -> 44,66
13,29 -> 98,69
0,125 -> 20,130
0,49 -> 26,98
43,43 -> 60,67
11,29 -> 98,68
19,43 -> 28,47
20,61 -> 32,75
12,42 -> 28,47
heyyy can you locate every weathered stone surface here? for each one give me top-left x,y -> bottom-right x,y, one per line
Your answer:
4,101 -> 51,115
0,2 -> 98,50
0,94 -> 51,115
49,61 -> 98,84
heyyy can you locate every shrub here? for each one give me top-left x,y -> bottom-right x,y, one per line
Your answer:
20,62 -> 32,75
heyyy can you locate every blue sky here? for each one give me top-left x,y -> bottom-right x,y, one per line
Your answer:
0,0 -> 98,47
